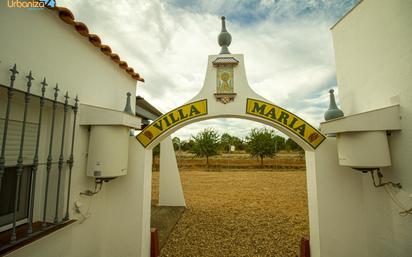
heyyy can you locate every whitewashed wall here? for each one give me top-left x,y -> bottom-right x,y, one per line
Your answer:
0,3 -> 145,257
331,0 -> 412,256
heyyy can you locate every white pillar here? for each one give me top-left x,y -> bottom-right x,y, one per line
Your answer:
159,137 -> 186,207
306,137 -> 367,257
103,138 -> 153,257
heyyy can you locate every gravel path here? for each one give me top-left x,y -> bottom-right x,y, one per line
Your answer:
152,170 -> 309,257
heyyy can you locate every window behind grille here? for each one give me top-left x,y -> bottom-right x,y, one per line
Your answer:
0,119 -> 37,229
0,166 -> 32,228
0,119 -> 37,166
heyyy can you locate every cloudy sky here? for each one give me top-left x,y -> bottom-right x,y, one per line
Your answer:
60,0 -> 357,140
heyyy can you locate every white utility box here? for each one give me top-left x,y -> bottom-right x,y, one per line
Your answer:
87,126 -> 129,178
336,131 -> 391,168
79,104 -> 142,178
320,105 -> 401,169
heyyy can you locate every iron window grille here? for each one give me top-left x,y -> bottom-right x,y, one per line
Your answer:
0,64 -> 79,252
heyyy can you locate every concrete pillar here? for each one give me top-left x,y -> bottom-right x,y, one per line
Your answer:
103,138 -> 153,257
307,137 -> 367,257
159,137 -> 186,207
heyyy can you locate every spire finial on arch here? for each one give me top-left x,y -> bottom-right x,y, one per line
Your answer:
218,16 -> 232,54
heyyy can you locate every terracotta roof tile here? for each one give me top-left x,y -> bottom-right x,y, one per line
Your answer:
100,45 -> 112,55
74,22 -> 89,37
49,6 -> 144,82
88,34 -> 101,47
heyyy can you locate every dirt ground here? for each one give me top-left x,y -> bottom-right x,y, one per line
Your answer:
152,170 -> 309,257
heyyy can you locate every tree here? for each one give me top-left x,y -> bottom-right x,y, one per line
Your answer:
273,135 -> 286,151
181,139 -> 194,151
245,128 -> 279,166
190,128 -> 220,166
220,133 -> 232,153
285,138 -> 304,159
220,133 -> 245,153
152,144 -> 160,159
231,136 -> 245,151
172,137 -> 181,151
285,138 -> 303,152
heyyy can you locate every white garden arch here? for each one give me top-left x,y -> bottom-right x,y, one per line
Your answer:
137,54 -> 324,152
131,19 -> 354,257
132,52 -> 338,257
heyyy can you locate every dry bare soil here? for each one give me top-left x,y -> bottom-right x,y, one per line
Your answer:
152,168 -> 309,257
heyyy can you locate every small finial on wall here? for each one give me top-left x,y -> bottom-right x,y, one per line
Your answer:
324,89 -> 344,121
124,92 -> 134,115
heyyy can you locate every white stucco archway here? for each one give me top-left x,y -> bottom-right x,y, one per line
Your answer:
137,54 -> 325,152
130,52 -> 344,257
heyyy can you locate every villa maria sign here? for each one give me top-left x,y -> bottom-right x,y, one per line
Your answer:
246,99 -> 325,149
136,98 -> 325,149
137,100 -> 208,147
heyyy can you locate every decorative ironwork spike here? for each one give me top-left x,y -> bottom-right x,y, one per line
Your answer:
64,91 -> 69,101
9,64 -> 19,81
74,95 -> 79,111
26,71 -> 34,84
64,91 -> 70,111
53,84 -> 60,99
24,71 -> 34,103
41,77 -> 48,91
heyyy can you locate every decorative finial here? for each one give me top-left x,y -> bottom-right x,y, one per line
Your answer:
74,95 -> 79,107
324,89 -> 344,121
9,64 -> 19,83
218,16 -> 232,54
73,95 -> 79,114
64,91 -> 70,111
64,91 -> 70,101
53,84 -> 60,99
26,71 -> 34,88
124,92 -> 134,115
41,78 -> 48,94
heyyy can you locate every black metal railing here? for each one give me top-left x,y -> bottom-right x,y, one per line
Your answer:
0,64 -> 79,251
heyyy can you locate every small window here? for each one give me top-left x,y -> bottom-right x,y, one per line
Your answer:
0,166 -> 32,228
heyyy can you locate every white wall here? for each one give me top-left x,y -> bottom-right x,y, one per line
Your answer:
331,0 -> 412,256
0,4 -> 146,257
0,3 -> 136,111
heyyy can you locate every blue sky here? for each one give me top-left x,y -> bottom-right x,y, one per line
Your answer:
60,0 -> 357,140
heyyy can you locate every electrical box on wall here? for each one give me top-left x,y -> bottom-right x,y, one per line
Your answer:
320,105 -> 401,169
79,104 -> 141,178
336,131 -> 391,168
87,126 -> 129,178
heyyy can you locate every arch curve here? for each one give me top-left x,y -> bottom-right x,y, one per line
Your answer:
136,54 -> 325,152
136,98 -> 325,151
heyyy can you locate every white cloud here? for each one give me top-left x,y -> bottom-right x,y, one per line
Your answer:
59,0 -> 354,140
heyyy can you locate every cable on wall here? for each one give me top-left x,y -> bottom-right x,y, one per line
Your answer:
367,169 -> 412,217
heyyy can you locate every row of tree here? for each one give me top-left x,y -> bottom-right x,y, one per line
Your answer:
160,128 -> 303,165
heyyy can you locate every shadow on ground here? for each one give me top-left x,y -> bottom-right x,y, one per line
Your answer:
151,206 -> 186,250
